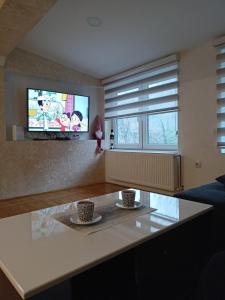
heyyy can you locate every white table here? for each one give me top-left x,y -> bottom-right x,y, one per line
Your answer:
0,189 -> 212,299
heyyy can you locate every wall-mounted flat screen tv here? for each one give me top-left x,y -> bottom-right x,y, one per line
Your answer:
27,88 -> 89,132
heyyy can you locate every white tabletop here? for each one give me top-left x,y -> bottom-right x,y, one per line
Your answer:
0,190 -> 212,299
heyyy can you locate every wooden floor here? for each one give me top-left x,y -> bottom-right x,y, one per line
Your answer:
0,183 -> 125,219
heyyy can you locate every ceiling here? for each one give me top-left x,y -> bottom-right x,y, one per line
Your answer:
18,0 -> 225,79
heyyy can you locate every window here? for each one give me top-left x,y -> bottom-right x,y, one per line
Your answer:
144,111 -> 178,150
102,54 -> 179,150
215,41 -> 225,153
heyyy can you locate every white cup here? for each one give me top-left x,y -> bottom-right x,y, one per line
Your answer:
122,190 -> 136,207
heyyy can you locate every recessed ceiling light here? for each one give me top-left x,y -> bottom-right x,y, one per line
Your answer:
86,17 -> 102,27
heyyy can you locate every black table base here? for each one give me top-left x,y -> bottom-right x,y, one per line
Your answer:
30,212 -> 212,300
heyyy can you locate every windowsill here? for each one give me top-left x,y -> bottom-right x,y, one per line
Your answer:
106,149 -> 179,155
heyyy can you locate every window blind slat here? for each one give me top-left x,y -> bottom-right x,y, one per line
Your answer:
217,53 -> 225,62
105,96 -> 178,113
105,107 -> 178,119
217,127 -> 225,132
217,112 -> 225,117
217,142 -> 225,147
217,97 -> 225,102
103,56 -> 179,120
217,68 -> 225,76
105,94 -> 178,110
217,83 -> 225,91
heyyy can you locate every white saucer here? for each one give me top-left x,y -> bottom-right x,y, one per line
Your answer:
116,200 -> 142,210
70,213 -> 102,225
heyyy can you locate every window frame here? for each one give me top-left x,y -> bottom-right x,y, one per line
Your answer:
113,111 -> 179,151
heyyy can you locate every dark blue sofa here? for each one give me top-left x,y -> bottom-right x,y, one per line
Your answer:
175,182 -> 225,251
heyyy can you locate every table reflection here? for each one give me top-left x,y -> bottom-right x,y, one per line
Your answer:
118,189 -> 179,221
31,203 -> 75,240
149,193 -> 179,220
31,190 -> 180,240
132,191 -> 180,234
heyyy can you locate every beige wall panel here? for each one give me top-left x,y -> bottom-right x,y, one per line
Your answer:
0,0 -> 57,56
179,41 -> 225,188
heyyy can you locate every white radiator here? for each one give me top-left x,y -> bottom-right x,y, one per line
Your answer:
105,151 -> 181,192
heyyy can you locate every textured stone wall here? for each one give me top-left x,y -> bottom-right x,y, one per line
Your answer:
0,50 -> 105,200
0,140 -> 105,199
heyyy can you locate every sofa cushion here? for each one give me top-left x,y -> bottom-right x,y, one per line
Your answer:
216,174 -> 225,186
174,182 -> 225,209
175,182 -> 225,252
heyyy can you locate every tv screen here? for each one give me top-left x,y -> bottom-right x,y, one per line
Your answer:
27,88 -> 89,132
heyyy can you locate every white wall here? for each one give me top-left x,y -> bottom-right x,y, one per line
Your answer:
104,40 -> 225,191
180,40 -> 225,189
4,71 -> 100,140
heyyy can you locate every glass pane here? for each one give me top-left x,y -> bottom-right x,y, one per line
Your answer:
218,106 -> 225,113
218,120 -> 225,128
147,111 -> 178,146
149,87 -> 177,100
105,88 -> 139,100
117,117 -> 140,144
218,91 -> 225,99
218,76 -> 225,84
218,47 -> 225,54
148,76 -> 177,88
117,88 -> 139,96
150,193 -> 179,219
105,96 -> 139,109
219,136 -> 225,142
218,61 -> 225,69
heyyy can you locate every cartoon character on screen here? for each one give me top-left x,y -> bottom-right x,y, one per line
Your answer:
36,97 -> 53,130
70,111 -> 83,132
55,113 -> 71,132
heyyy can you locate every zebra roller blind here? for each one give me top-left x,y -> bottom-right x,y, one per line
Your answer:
102,54 -> 179,120
216,43 -> 225,151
